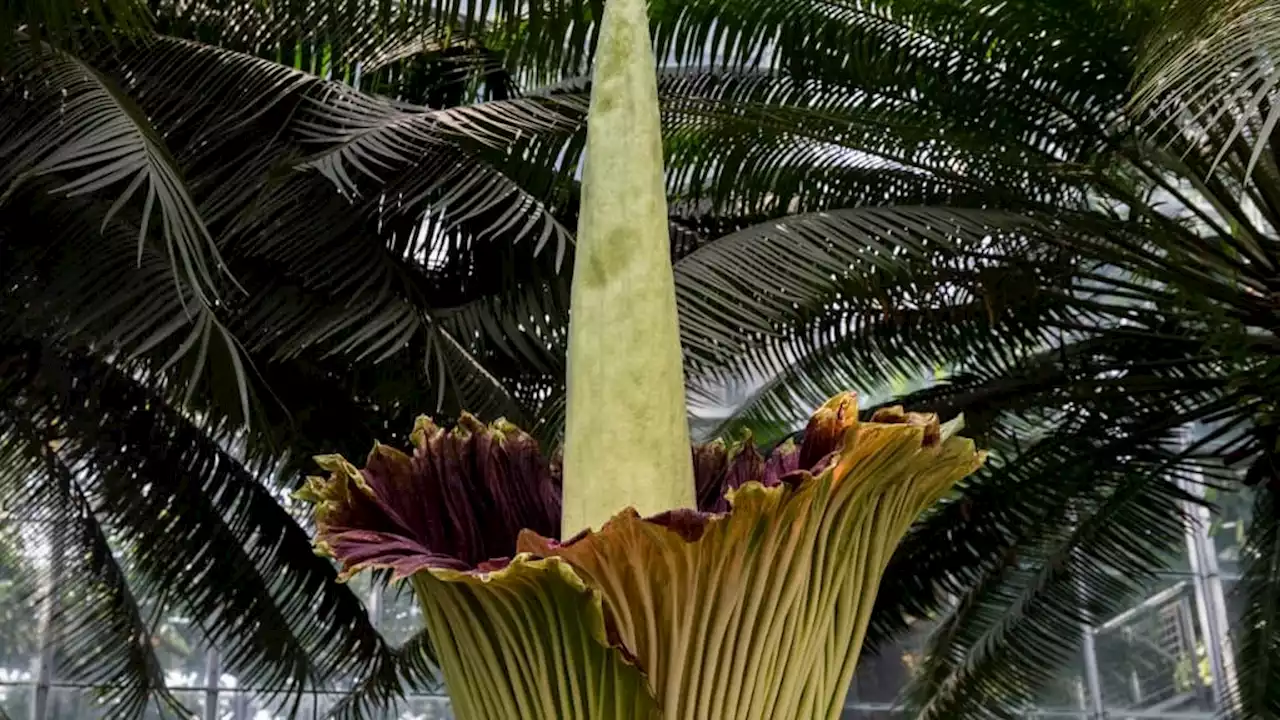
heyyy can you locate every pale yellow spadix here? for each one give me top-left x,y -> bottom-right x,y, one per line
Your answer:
560,0 -> 695,539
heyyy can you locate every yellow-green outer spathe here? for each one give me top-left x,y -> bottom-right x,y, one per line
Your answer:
414,556 -> 660,719
561,0 -> 695,538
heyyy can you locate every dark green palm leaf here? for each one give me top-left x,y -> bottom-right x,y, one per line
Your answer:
294,82 -> 581,262
0,400 -> 185,719
321,627 -> 442,720
673,207 -> 1048,373
0,340 -> 389,708
1236,484 -> 1280,718
2,0 -> 150,47
1132,0 -> 1280,180
0,39 -> 233,309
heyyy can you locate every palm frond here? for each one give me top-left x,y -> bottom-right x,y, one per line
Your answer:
45,37 -> 569,431
1,0 -> 150,47
0,401 -> 186,719
1132,0 -> 1280,180
673,207 -> 1050,376
910,442 -> 1201,719
110,35 -> 318,159
425,323 -> 529,423
653,68 -> 1096,217
455,304 -> 565,373
0,340 -> 388,703
322,628 -> 442,720
148,0 -> 471,87
1235,483 -> 1280,718
0,39 -> 255,419
862,333 -> 1239,717
697,300 -> 1058,443
0,182 -> 255,431
468,0 -> 1147,127
0,39 -> 233,308
295,82 -> 580,262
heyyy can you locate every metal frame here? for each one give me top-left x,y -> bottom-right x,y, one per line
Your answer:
1177,426 -> 1239,714
1065,425 -> 1240,720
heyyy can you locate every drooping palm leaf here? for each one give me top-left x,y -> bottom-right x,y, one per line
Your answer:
0,38 -> 253,420
1,0 -> 151,47
673,208 -> 1065,390
1131,0 -> 1280,180
1237,484 -> 1280,718
0,39 -> 232,308
321,627 -> 443,720
0,399 -> 185,719
0,338 -> 392,711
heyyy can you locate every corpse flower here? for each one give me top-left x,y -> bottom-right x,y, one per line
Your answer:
298,0 -> 986,715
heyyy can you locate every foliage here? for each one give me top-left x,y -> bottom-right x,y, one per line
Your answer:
0,3 -> 571,715
423,0 -> 1280,715
4,0 -> 1280,716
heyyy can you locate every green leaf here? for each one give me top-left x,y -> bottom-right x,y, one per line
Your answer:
1235,484 -> 1280,718
0,342 -> 389,701
1131,0 -> 1280,182
0,403 -> 188,719
0,39 -> 234,309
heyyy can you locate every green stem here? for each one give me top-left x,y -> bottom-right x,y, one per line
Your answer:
560,0 -> 694,538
